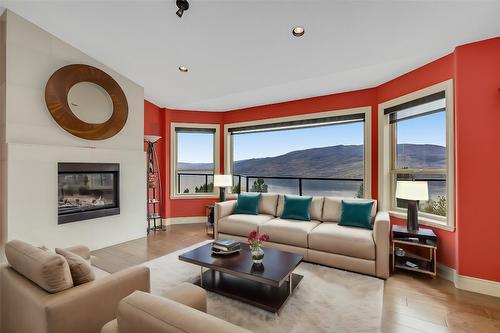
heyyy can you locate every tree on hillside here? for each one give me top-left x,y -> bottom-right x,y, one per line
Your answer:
356,183 -> 364,198
421,195 -> 447,217
183,188 -> 190,193
232,182 -> 241,194
251,178 -> 268,193
195,182 -> 214,193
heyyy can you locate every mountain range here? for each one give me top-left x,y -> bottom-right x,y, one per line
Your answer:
178,144 -> 446,178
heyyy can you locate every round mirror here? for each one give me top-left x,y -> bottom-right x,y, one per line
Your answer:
67,82 -> 113,124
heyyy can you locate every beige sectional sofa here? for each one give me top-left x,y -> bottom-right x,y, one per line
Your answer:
102,283 -> 252,333
215,193 -> 390,278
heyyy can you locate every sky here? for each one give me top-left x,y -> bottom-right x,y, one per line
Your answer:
177,132 -> 214,163
177,111 -> 446,163
233,122 -> 364,161
397,111 -> 446,146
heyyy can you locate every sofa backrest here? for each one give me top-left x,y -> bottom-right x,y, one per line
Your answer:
258,193 -> 279,216
250,192 -> 377,222
116,291 -> 252,333
322,197 -> 377,223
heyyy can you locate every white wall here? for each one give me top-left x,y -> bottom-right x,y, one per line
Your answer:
2,10 -> 146,250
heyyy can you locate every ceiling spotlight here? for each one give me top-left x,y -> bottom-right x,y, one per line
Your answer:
292,26 -> 305,37
178,66 -> 188,72
176,0 -> 189,18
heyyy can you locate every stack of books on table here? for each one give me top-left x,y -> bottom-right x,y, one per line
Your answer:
211,240 -> 241,255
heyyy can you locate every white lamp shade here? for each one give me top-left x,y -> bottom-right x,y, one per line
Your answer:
214,174 -> 233,187
395,181 -> 429,201
144,135 -> 161,143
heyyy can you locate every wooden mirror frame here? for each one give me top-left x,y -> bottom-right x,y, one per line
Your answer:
45,64 -> 128,140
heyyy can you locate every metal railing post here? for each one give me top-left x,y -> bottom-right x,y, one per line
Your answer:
299,178 -> 303,196
246,177 -> 250,192
177,173 -> 180,193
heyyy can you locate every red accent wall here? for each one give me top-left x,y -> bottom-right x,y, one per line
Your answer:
454,37 -> 500,282
377,54 -> 457,270
144,36 -> 500,282
223,88 -> 379,199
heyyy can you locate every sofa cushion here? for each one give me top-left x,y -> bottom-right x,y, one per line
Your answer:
234,192 -> 261,215
322,197 -> 377,223
259,218 -> 320,247
258,193 -> 279,216
217,214 -> 274,237
5,240 -> 74,293
55,248 -> 95,286
277,195 -> 324,221
339,200 -> 374,230
308,222 -> 375,260
281,195 -> 312,221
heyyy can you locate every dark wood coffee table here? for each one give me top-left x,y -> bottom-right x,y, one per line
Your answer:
179,242 -> 303,313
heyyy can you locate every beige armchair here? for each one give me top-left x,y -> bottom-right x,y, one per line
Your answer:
0,241 -> 150,333
102,283 -> 253,333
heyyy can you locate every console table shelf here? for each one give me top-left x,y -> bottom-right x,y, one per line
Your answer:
392,225 -> 437,277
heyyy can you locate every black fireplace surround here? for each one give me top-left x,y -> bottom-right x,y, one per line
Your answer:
58,163 -> 120,224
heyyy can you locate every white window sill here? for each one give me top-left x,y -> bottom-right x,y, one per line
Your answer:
389,210 -> 455,232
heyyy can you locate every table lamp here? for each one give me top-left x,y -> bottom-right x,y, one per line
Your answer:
395,181 -> 429,233
214,174 -> 233,202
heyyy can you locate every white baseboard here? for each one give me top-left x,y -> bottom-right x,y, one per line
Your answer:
437,264 -> 456,282
437,264 -> 500,298
164,216 -> 206,225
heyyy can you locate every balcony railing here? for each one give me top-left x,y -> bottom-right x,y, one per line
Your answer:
176,172 -> 365,197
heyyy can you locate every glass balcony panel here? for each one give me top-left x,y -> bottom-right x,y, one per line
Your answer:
302,179 -> 363,198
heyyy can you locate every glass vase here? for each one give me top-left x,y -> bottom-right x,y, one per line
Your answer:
250,245 -> 265,264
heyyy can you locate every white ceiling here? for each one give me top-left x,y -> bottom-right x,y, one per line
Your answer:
2,1 -> 500,111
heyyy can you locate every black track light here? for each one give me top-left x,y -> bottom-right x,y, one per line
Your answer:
176,0 -> 189,18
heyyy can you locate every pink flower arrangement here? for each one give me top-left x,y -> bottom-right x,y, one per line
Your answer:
248,230 -> 270,248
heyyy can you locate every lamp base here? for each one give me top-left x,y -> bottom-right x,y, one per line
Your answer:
219,188 -> 226,202
406,200 -> 419,233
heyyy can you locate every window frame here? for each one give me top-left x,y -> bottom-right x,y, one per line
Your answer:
170,123 -> 220,199
224,107 -> 372,199
378,80 -> 455,230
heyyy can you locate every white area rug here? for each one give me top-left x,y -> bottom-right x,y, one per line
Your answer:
142,241 -> 384,333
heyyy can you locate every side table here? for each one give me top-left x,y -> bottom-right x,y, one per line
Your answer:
392,225 -> 437,277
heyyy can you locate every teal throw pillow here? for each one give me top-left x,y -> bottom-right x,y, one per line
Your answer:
339,200 -> 374,229
233,192 -> 261,215
281,195 -> 312,221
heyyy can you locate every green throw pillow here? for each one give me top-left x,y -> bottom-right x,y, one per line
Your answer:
233,192 -> 261,215
281,195 -> 312,221
339,200 -> 374,229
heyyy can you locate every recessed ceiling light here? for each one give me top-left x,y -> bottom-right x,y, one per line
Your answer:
178,66 -> 188,72
292,26 -> 305,37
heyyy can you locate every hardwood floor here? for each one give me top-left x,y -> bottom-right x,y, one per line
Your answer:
91,223 -> 211,273
91,224 -> 500,333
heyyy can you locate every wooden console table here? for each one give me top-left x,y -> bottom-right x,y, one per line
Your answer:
392,225 -> 437,277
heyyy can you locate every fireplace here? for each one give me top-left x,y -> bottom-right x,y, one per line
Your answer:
58,163 -> 120,224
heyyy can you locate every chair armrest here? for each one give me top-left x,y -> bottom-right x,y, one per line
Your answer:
373,211 -> 390,278
163,282 -> 207,312
64,245 -> 91,260
45,266 -> 150,333
214,200 -> 237,239
101,319 -> 119,333
117,291 -> 253,333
